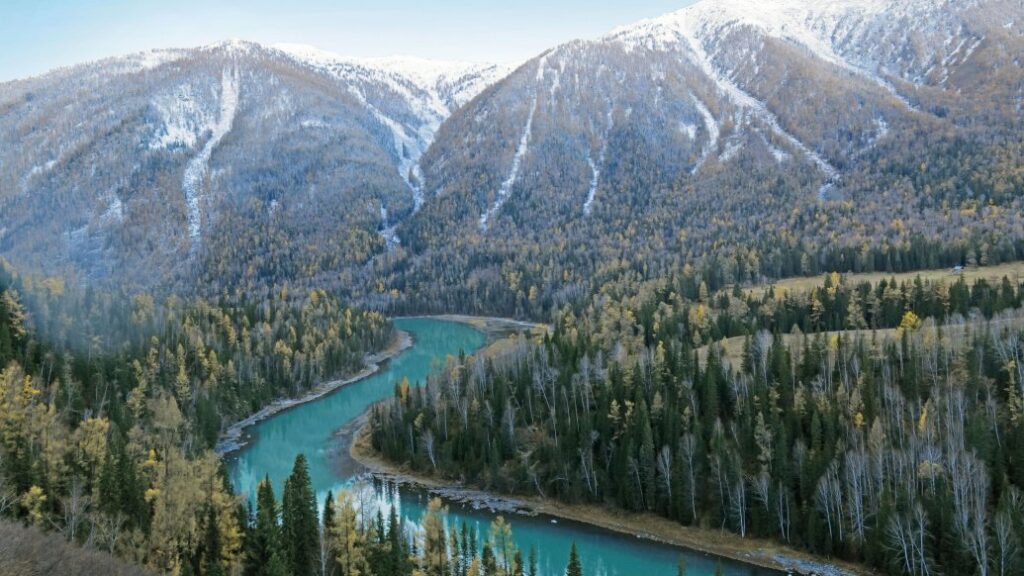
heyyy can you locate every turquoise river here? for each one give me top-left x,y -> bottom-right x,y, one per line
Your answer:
227,317 -> 782,576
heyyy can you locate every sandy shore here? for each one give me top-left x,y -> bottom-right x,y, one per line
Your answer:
214,329 -> 413,456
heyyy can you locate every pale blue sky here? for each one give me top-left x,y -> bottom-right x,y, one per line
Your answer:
0,0 -> 697,81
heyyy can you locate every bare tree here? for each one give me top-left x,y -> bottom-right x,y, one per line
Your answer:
656,444 -> 673,506
579,431 -> 599,497
60,477 -> 90,543
93,511 -> 127,555
679,433 -> 699,523
816,460 -> 844,544
421,428 -> 437,469
844,450 -> 869,543
888,502 -> 932,576
949,452 -> 990,576
994,508 -> 1019,576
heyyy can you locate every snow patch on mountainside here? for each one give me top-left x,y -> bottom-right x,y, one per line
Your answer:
608,0 -> 968,109
583,154 -> 601,215
690,94 -> 719,173
480,94 -> 536,231
183,68 -> 240,245
675,23 -> 839,183
150,85 -> 213,150
275,43 -> 513,221
124,49 -> 189,73
583,103 -> 614,216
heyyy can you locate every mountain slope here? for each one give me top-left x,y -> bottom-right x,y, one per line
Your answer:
0,41 -> 505,292
1,0 -> 1021,312
388,0 -> 1024,313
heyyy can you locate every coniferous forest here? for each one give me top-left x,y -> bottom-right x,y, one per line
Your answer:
0,262 -> 392,573
371,271 -> 1024,576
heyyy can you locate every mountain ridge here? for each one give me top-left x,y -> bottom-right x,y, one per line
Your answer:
0,0 -> 1021,312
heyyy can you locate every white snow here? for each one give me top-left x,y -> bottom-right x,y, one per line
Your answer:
607,0 -> 945,110
480,92 -> 538,231
875,117 -> 890,140
103,196 -> 124,222
379,204 -> 400,248
21,159 -> 60,193
124,49 -> 188,73
583,103 -> 615,215
183,68 -> 240,245
721,139 -> 744,162
673,21 -> 839,184
275,43 -> 515,219
583,154 -> 601,216
679,122 -> 699,139
690,94 -> 719,174
150,85 -> 211,149
344,84 -> 431,213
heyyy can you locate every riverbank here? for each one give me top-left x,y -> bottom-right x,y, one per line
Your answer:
215,328 -> 413,456
350,424 -> 873,576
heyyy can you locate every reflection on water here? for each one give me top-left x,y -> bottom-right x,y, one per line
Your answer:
227,318 -> 782,576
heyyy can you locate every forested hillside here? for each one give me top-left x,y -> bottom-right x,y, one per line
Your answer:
370,270 -> 1024,575
0,261 -> 391,572
1,0 -> 1021,316
383,0 -> 1024,316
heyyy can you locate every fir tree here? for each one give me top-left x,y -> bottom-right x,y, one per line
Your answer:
566,542 -> 583,576
282,454 -> 319,576
245,476 -> 284,576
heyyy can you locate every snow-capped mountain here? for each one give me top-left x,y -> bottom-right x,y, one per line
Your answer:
0,40 -> 509,291
275,44 -> 512,210
1,0 -> 1022,302
404,0 -> 1022,248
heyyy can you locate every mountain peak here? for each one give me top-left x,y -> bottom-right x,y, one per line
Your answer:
609,0 -> 951,50
273,43 -> 509,91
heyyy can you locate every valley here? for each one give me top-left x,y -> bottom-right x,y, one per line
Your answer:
1,0 -> 1023,575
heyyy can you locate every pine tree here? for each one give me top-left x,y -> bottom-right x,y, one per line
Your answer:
245,476 -> 283,576
387,505 -> 406,576
282,454 -> 319,576
481,542 -> 497,576
322,491 -> 337,576
566,542 -> 583,576
513,549 -> 524,576
203,506 -> 225,576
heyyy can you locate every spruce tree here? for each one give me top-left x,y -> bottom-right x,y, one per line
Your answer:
566,542 -> 583,576
513,549 -> 524,576
387,505 -> 407,576
203,506 -> 225,576
245,476 -> 284,576
482,542 -> 497,576
323,491 -> 337,576
282,454 -> 319,576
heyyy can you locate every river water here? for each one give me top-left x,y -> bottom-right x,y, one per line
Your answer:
227,317 -> 781,576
